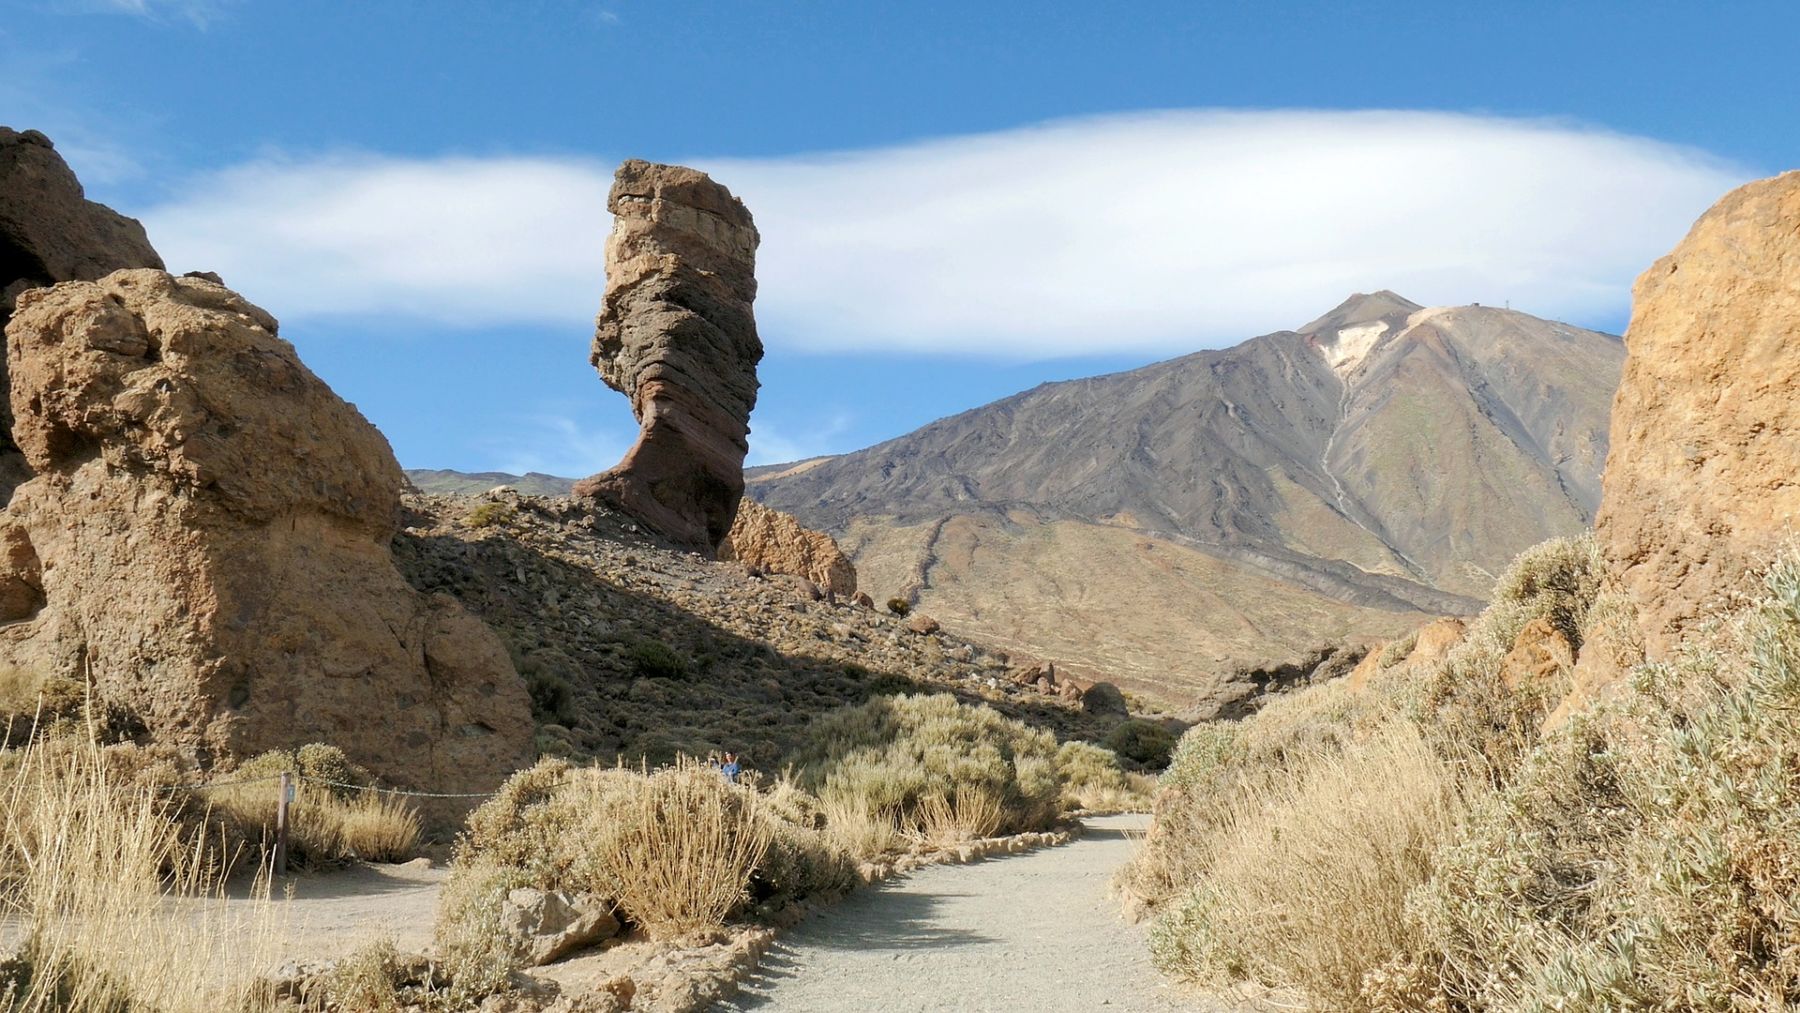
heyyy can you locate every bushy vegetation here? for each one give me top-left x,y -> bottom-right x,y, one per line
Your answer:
436,691 -> 1120,1000
1101,718 -> 1177,768
1056,740 -> 1155,812
1131,537 -> 1800,1011
791,693 -> 1063,839
464,501 -> 516,528
885,597 -> 911,617
0,736 -> 280,1012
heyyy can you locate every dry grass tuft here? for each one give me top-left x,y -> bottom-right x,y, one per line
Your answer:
0,735 -> 281,1012
1148,721 -> 1471,1007
590,758 -> 775,939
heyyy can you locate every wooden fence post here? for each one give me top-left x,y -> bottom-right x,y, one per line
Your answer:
274,771 -> 291,876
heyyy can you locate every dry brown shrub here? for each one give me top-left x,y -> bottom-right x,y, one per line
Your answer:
1147,720 -> 1472,1008
0,735 -> 282,1011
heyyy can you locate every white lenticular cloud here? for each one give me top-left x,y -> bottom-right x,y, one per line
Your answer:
143,109 -> 1749,358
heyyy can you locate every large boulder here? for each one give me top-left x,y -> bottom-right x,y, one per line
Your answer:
573,160 -> 762,554
0,127 -> 163,494
718,498 -> 857,595
1596,171 -> 1800,657
0,270 -> 532,795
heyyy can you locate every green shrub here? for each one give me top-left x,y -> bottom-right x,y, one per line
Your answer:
442,756 -> 854,975
1377,632 -> 1418,670
1056,740 -> 1154,812
627,639 -> 688,680
1102,719 -> 1177,769
464,501 -> 516,528
1406,548 -> 1800,1011
791,694 -> 1061,841
886,598 -> 912,617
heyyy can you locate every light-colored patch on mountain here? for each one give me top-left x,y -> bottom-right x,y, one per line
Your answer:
1318,320 -> 1388,375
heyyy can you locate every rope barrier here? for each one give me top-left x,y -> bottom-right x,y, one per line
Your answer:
158,774 -> 286,792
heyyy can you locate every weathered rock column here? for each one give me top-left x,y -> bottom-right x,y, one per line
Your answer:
1595,170 -> 1800,657
0,270 -> 532,795
573,160 -> 763,553
0,127 -> 164,495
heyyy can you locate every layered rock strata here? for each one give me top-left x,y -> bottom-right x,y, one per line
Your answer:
0,270 -> 531,793
574,160 -> 762,554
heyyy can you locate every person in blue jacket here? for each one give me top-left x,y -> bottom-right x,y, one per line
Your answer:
720,752 -> 741,784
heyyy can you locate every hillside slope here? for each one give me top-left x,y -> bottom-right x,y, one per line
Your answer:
751,293 -> 1624,706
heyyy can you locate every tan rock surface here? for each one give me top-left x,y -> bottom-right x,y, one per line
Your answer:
574,160 -> 762,553
0,270 -> 531,795
0,127 -> 164,493
718,498 -> 857,595
1596,171 -> 1800,657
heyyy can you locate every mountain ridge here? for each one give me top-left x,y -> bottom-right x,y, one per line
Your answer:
749,293 -> 1625,705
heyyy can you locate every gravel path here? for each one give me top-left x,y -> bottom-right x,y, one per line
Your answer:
721,814 -> 1231,1012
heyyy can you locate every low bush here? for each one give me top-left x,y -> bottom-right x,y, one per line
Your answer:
885,597 -> 911,617
1056,740 -> 1154,812
1404,548 -> 1800,1011
628,638 -> 688,680
464,501 -> 516,528
197,744 -> 420,869
791,693 -> 1062,845
0,736 -> 281,1012
1102,719 -> 1177,769
439,756 -> 856,994
1148,720 -> 1472,1008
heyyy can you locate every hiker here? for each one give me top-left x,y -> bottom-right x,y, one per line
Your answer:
720,751 -> 741,784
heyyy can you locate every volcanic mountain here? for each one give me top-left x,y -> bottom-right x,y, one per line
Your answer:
748,292 -> 1625,708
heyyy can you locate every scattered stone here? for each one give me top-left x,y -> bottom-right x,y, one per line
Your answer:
501,887 -> 622,966
1080,681 -> 1129,717
0,270 -> 533,804
907,613 -> 940,635
718,498 -> 857,594
852,591 -> 875,609
573,160 -> 763,554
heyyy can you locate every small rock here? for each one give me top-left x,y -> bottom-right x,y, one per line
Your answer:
907,614 -> 940,635
500,887 -> 621,966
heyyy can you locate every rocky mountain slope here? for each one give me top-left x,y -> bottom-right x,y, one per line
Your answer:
750,293 -> 1625,706
407,469 -> 576,497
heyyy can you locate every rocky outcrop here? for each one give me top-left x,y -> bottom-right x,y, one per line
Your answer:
718,498 -> 857,595
500,888 -> 621,966
574,160 -> 762,554
0,270 -> 532,795
0,127 -> 164,493
1596,171 -> 1800,657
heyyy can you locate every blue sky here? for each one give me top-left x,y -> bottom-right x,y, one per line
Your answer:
4,1 -> 1794,475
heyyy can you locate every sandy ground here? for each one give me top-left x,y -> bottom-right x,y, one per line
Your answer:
258,858 -> 446,963
719,814 -> 1237,1012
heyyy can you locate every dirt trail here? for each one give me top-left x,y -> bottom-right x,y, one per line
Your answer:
721,814 -> 1232,1012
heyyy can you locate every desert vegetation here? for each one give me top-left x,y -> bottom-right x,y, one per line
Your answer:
0,735 -> 281,1012
425,692 -> 1139,1004
1128,537 -> 1800,1010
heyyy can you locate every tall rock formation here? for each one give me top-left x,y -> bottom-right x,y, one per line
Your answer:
573,160 -> 762,554
719,498 -> 858,595
1596,170 -> 1800,656
0,269 -> 532,794
0,127 -> 164,493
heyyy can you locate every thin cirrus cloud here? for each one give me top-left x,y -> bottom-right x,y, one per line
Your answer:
142,109 -> 1750,360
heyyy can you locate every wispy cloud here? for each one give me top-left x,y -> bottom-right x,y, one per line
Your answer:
747,413 -> 855,467
482,413 -> 629,479
141,110 -> 1751,359
54,0 -> 239,28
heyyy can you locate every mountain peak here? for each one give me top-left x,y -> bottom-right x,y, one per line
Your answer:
1299,290 -> 1423,335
